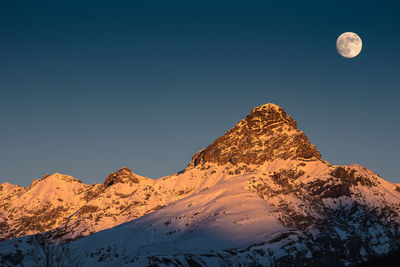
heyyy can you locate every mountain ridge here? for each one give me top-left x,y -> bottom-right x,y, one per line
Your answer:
1,103 -> 400,266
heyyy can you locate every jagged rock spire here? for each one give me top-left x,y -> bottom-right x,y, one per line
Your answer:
186,103 -> 321,170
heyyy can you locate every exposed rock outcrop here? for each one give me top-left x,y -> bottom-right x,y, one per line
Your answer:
104,167 -> 139,187
186,104 -> 321,170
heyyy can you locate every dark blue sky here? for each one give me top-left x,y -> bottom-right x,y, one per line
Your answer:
1,0 -> 399,186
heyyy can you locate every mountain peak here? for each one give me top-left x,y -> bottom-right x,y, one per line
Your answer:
251,103 -> 283,112
248,103 -> 298,128
186,103 -> 321,170
104,167 -> 139,187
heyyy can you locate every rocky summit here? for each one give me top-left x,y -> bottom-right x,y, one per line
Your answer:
1,103 -> 400,267
187,103 -> 321,170
103,167 -> 139,187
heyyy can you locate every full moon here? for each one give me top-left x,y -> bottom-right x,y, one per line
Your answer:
336,32 -> 362,58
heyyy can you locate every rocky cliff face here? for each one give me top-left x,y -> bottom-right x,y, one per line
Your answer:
186,104 -> 321,170
0,103 -> 399,267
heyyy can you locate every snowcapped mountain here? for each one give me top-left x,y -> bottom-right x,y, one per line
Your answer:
0,166 -> 212,243
1,103 -> 400,266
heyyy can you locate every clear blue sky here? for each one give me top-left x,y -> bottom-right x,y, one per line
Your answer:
1,0 -> 399,186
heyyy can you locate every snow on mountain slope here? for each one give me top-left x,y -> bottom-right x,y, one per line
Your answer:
16,173 -> 87,206
0,182 -> 25,204
3,160 -> 400,266
0,173 -> 91,240
59,160 -> 399,266
0,165 -> 243,243
1,103 -> 400,266
0,167 -> 213,243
